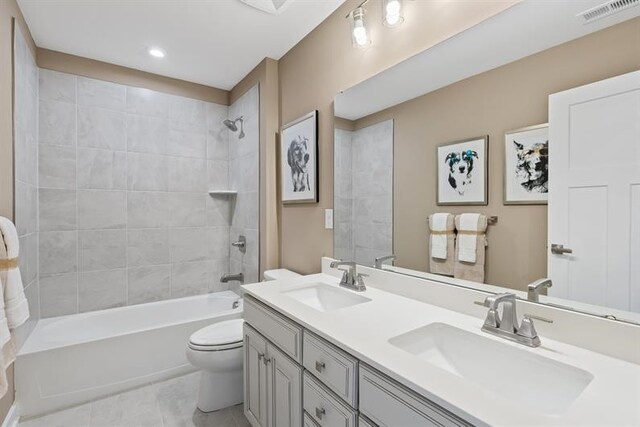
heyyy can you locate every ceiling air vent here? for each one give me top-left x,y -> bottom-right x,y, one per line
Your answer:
238,0 -> 293,15
577,0 -> 640,23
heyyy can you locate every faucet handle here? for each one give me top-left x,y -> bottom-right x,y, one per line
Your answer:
517,316 -> 538,339
483,308 -> 500,328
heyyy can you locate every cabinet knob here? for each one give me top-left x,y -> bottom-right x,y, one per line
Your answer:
315,361 -> 326,372
315,407 -> 325,419
257,353 -> 264,361
263,357 -> 272,365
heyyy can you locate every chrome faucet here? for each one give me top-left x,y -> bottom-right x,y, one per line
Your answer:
374,254 -> 396,269
481,293 -> 540,347
527,278 -> 553,302
329,260 -> 366,292
221,273 -> 244,284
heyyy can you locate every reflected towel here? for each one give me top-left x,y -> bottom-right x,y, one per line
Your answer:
454,214 -> 488,283
429,213 -> 452,259
457,214 -> 483,263
428,214 -> 455,276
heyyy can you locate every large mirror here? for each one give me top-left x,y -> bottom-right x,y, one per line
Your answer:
333,1 -> 640,324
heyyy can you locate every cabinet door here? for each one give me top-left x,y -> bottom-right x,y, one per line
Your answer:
266,343 -> 303,427
245,325 -> 269,427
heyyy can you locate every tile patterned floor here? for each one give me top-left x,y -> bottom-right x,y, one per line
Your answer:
18,372 -> 251,427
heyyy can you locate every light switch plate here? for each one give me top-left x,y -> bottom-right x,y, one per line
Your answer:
325,209 -> 334,229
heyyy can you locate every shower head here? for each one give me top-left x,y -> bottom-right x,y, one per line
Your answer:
223,116 -> 245,139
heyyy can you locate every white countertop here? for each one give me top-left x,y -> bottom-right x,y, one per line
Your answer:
243,273 -> 640,426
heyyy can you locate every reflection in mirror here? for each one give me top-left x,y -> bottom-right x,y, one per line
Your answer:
334,120 -> 393,266
333,2 -> 640,324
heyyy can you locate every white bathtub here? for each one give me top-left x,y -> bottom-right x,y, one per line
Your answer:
16,291 -> 243,418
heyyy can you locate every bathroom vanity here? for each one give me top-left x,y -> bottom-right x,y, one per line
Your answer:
242,260 -> 640,426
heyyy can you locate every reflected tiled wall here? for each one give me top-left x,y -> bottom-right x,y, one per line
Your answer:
36,70 -> 233,317
334,120 -> 393,266
13,26 -> 40,347
228,85 -> 259,288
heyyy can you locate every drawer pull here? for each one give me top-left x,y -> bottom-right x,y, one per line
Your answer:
257,353 -> 264,361
315,407 -> 325,419
264,357 -> 272,365
315,361 -> 325,372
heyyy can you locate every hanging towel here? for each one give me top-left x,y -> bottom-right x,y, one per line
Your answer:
454,214 -> 488,283
428,213 -> 455,276
0,217 -> 29,329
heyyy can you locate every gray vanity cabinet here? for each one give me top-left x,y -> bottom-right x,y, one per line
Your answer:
266,342 -> 303,427
244,324 -> 269,427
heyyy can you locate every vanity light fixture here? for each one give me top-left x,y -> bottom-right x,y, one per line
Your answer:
147,47 -> 166,58
382,0 -> 404,27
348,3 -> 371,48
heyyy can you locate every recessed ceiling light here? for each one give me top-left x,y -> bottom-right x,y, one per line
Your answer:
148,47 -> 166,58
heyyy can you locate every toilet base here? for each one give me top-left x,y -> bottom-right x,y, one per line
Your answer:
197,369 -> 244,413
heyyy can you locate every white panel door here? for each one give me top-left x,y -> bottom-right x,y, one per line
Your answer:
548,70 -> 640,312
245,325 -> 269,427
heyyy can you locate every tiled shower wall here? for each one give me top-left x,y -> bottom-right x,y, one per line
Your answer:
34,69 -> 246,318
13,26 -> 40,346
334,120 -> 393,266
228,85 -> 259,286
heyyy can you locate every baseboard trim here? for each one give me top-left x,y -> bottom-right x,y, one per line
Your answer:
1,403 -> 19,427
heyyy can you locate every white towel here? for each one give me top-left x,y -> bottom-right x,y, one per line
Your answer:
429,213 -> 450,260
457,214 -> 482,263
0,217 -> 29,330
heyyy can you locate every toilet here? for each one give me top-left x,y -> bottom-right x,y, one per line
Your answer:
186,318 -> 244,412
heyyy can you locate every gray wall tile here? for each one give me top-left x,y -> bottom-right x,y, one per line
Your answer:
77,148 -> 127,190
127,114 -> 169,154
206,196 -> 231,226
168,129 -> 206,158
170,96 -> 206,133
171,261 -> 208,298
77,77 -> 126,111
39,144 -> 77,189
79,230 -> 127,271
39,231 -> 77,276
127,192 -> 169,228
79,269 -> 126,312
126,87 -> 170,118
127,152 -> 170,191
207,160 -> 228,190
40,273 -> 78,317
39,189 -> 77,231
170,228 -> 210,263
127,229 -> 170,267
78,190 -> 126,229
39,69 -> 76,103
167,193 -> 206,227
39,100 -> 76,146
78,106 -> 126,150
128,265 -> 170,304
168,157 -> 206,192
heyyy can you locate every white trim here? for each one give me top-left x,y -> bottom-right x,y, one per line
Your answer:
1,403 -> 20,427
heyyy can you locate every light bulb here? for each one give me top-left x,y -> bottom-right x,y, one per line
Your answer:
386,0 -> 400,15
383,0 -> 404,27
350,8 -> 370,47
386,12 -> 400,26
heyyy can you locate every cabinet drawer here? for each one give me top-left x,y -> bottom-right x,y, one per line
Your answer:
303,331 -> 358,408
303,372 -> 357,427
304,412 -> 321,427
358,415 -> 377,427
359,365 -> 472,427
244,296 -> 303,363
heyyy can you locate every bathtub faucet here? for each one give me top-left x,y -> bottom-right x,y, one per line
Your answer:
221,273 -> 244,284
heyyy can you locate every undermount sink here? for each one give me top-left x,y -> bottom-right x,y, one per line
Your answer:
282,283 -> 371,312
389,323 -> 593,416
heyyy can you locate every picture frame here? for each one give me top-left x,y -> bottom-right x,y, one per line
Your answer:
437,136 -> 488,206
280,110 -> 319,204
504,124 -> 549,205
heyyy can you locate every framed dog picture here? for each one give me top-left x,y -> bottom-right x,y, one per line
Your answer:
437,136 -> 488,205
281,111 -> 319,204
504,124 -> 548,205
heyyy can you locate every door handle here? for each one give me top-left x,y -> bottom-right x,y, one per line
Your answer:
315,407 -> 325,419
551,244 -> 573,255
315,361 -> 325,372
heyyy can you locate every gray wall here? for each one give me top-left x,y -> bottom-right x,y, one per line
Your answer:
334,120 -> 393,265
32,70 -> 259,318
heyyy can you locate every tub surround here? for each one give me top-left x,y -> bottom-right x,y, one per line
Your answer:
242,260 -> 640,426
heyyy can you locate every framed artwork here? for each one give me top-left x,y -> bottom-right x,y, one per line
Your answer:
504,124 -> 549,205
437,136 -> 488,205
281,110 -> 318,204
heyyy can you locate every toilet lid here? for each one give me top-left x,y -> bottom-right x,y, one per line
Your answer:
189,319 -> 244,347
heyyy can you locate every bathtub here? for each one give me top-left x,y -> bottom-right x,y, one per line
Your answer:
16,291 -> 243,418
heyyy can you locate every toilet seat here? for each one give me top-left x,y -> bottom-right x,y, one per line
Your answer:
188,319 -> 244,352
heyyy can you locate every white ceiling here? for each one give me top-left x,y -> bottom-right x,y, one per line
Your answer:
17,0 -> 345,90
335,0 -> 640,120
